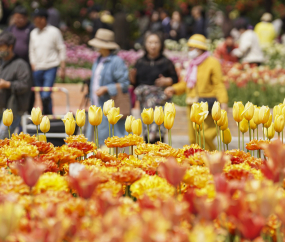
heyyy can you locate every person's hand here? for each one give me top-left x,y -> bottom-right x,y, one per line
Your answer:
155,75 -> 172,87
129,68 -> 137,85
31,64 -> 35,72
96,86 -> 108,97
59,68 -> 65,82
164,86 -> 175,97
0,79 -> 11,89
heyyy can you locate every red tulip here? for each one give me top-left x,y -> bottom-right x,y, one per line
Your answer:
214,174 -> 229,193
157,157 -> 187,187
183,188 -> 198,214
205,153 -> 230,175
16,157 -> 46,188
238,212 -> 265,240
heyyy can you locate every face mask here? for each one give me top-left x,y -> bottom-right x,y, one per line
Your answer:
0,50 -> 9,59
188,49 -> 200,59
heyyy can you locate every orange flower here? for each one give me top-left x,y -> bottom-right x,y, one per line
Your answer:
94,150 -> 118,163
226,149 -> 251,159
105,134 -> 144,148
111,167 -> 143,185
68,142 -> 96,154
246,139 -> 271,150
55,145 -> 84,163
3,143 -> 39,161
64,134 -> 88,144
135,142 -> 181,158
11,132 -> 37,143
0,139 -> 9,147
31,141 -> 54,154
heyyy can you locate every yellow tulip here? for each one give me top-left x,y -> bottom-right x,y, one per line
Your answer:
107,107 -> 123,125
164,102 -> 176,116
103,99 -> 115,116
264,114 -> 272,128
233,102 -> 244,123
88,105 -> 103,126
274,115 -> 285,133
243,102 -> 254,121
132,119 -> 142,136
76,109 -> 86,127
154,106 -> 164,126
240,118 -> 249,133
125,115 -> 135,133
259,106 -> 270,124
221,128 -> 232,145
39,134 -> 47,142
193,122 -> 202,131
266,122 -> 275,140
40,116 -> 50,134
30,107 -> 42,125
220,115 -> 228,131
217,110 -> 227,127
63,117 -> 76,136
164,111 -> 175,130
253,107 -> 261,125
190,103 -> 201,123
62,112 -> 74,123
212,101 -> 221,121
250,119 -> 257,130
141,108 -> 154,125
200,101 -> 208,112
273,105 -> 282,120
2,109 -> 13,127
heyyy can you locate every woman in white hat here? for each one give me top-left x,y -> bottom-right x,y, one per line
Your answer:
86,28 -> 129,145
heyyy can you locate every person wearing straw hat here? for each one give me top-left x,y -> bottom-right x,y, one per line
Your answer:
86,28 -> 129,145
254,12 -> 276,46
165,34 -> 228,151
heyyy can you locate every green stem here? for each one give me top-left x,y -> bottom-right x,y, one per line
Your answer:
248,121 -> 251,141
223,130 -> 225,149
36,125 -> 39,141
125,185 -> 129,197
258,149 -> 261,159
116,147 -> 118,158
131,145 -> 133,155
238,122 -> 240,150
199,127 -> 201,148
108,122 -> 111,154
147,124 -> 150,144
96,126 -> 99,147
168,129 -> 172,146
219,126 -> 222,151
226,144 -> 228,151
80,127 -> 82,135
257,125 -> 259,140
278,132 -> 280,140
202,121 -> 205,150
267,128 -> 269,140
158,125 -> 161,142
195,125 -> 198,144
8,126 -> 10,139
94,125 -> 96,145
253,129 -> 255,157
215,122 -> 219,151
242,133 -> 244,151
112,125 -> 114,155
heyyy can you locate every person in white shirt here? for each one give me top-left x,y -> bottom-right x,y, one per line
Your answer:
232,19 -> 264,65
29,8 -> 66,114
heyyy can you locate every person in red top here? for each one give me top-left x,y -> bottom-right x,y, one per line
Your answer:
214,35 -> 238,63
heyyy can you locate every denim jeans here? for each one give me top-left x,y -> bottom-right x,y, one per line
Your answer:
0,112 -> 21,139
33,67 -> 58,114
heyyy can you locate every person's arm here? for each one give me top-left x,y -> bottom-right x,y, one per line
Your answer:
211,59 -> 228,105
29,31 -> 36,71
232,32 -> 252,58
164,80 -> 187,97
155,59 -> 178,87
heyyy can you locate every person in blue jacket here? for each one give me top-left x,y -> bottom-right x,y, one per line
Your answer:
86,28 -> 129,145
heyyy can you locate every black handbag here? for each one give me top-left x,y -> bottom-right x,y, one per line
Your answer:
198,97 -> 217,112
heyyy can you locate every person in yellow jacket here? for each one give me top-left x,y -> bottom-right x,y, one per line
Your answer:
254,13 -> 276,46
165,34 -> 228,151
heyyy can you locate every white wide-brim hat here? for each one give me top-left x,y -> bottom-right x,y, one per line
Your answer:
88,28 -> 119,49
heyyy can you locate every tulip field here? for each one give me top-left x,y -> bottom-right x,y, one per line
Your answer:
1,98 -> 285,242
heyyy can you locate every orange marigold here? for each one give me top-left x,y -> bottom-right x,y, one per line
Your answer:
11,132 -> 37,143
111,167 -> 144,185
68,142 -> 96,154
31,141 -> 54,154
226,149 -> 251,159
246,139 -> 271,151
95,150 -> 119,163
135,142 -> 181,158
3,143 -> 39,161
105,134 -> 144,148
0,138 -> 10,147
64,135 -> 88,144
55,145 -> 84,163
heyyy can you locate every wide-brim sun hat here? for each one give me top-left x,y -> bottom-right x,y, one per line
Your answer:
88,28 -> 119,50
187,34 -> 207,51
261,12 -> 272,22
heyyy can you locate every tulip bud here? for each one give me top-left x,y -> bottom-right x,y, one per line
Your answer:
132,119 -> 142,136
154,106 -> 164,126
243,102 -> 254,121
125,115 -> 135,133
164,102 -> 176,117
30,107 -> 42,126
103,99 -> 115,116
253,107 -> 261,125
200,101 -> 208,112
274,115 -> 285,133
250,119 -> 257,130
63,112 -> 74,123
264,113 -> 272,128
221,128 -> 232,145
107,107 -> 123,125
190,103 -> 201,123
233,102 -> 244,123
217,110 -> 227,127
273,105 -> 282,120
212,101 -> 221,121
2,109 -> 13,127
240,118 -> 249,133
220,115 -> 228,131
40,116 -> 50,134
88,106 -> 103,126
259,106 -> 270,124
266,122 -> 275,140
141,108 -> 154,125
164,111 -> 175,130
76,109 -> 86,127
62,117 -> 76,136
